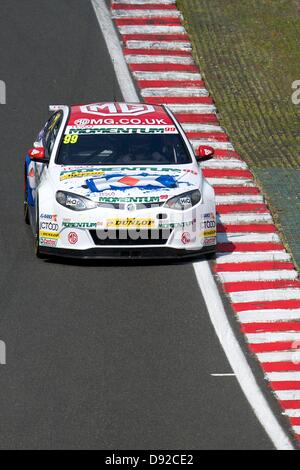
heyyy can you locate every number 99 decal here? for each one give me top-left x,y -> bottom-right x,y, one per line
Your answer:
63,135 -> 79,145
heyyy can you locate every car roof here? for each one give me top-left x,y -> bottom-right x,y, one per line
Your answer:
67,102 -> 175,128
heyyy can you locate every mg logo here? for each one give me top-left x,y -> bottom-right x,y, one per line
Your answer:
0,341 -> 6,365
126,203 -> 136,212
0,81 -> 6,105
74,118 -> 91,127
80,103 -> 155,116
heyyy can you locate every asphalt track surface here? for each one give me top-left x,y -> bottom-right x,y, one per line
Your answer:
0,0 -> 274,449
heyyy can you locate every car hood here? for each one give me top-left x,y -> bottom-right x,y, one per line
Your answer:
52,165 -> 202,201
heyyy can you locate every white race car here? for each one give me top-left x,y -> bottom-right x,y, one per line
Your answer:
24,102 -> 216,259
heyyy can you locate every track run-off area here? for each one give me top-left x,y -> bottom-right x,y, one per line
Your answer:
100,0 -> 300,448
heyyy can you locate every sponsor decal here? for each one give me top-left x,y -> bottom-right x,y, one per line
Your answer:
204,212 -> 215,219
86,173 -> 183,194
40,238 -> 58,248
80,103 -> 155,117
41,214 -> 58,222
62,222 -> 97,229
60,169 -> 105,181
61,166 -> 182,174
98,196 -> 161,204
201,220 -> 216,229
68,232 -> 78,245
40,222 -> 59,231
107,218 -> 155,228
67,126 -> 176,135
204,237 -> 216,247
183,169 -> 198,176
68,104 -> 177,128
204,229 -> 217,238
74,118 -> 91,127
181,232 -> 191,245
39,230 -> 59,240
59,167 -> 182,182
63,135 -> 78,145
158,220 -> 195,230
179,196 -> 192,207
201,216 -> 216,239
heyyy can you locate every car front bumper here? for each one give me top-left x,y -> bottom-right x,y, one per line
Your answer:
39,244 -> 216,260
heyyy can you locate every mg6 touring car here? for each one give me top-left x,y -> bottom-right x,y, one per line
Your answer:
24,102 -> 216,259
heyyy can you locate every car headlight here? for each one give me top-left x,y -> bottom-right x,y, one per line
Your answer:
164,190 -> 201,210
56,191 -> 98,211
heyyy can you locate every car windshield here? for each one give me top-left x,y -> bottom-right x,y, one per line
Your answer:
57,133 -> 192,166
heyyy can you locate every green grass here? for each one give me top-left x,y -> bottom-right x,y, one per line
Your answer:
178,0 -> 300,267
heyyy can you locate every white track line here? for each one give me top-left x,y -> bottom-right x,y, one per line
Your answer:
118,25 -> 186,34
230,288 -> 300,304
193,261 -> 293,450
216,195 -> 264,204
202,159 -> 247,169
141,87 -> 209,97
128,41 -> 192,51
182,123 -> 224,133
240,309 -> 300,323
247,332 -> 300,344
208,178 -> 256,187
267,372 -> 300,382
91,0 -> 139,102
125,55 -> 194,64
275,391 -> 300,401
216,252 -> 292,264
167,104 -> 217,114
284,410 -> 300,418
257,351 -> 300,363
211,373 -> 236,377
133,71 -> 201,80
217,233 -> 280,243
217,213 -> 273,223
217,271 -> 298,283
112,10 -> 181,18
92,0 -> 294,450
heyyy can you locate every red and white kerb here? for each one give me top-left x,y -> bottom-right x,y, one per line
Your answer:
111,0 -> 300,443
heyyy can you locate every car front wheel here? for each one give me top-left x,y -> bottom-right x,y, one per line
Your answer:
24,173 -> 30,225
34,198 -> 43,258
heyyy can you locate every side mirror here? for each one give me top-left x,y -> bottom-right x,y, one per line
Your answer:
28,147 -> 48,163
195,145 -> 215,162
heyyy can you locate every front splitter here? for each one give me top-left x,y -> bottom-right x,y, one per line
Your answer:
39,245 -> 216,260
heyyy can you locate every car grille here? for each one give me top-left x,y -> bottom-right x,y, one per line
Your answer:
90,229 -> 171,246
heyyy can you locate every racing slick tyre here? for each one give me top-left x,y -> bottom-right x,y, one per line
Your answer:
34,198 -> 44,259
24,175 -> 30,225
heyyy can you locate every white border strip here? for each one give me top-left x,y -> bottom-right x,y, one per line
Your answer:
91,0 -> 294,451
91,0 -> 139,102
193,261 -> 293,450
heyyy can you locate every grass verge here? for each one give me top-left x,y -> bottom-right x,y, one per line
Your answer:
178,0 -> 300,266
